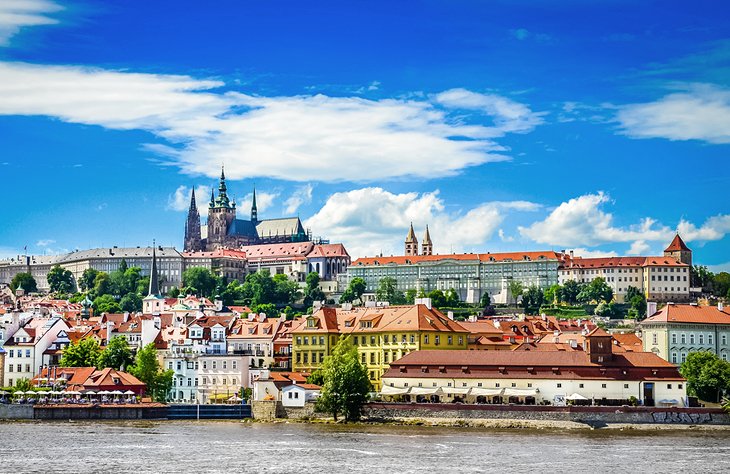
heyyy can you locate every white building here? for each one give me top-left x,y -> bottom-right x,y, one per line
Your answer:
281,383 -> 321,407
3,315 -> 70,386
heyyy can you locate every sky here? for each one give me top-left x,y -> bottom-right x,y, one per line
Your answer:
1,0 -> 729,270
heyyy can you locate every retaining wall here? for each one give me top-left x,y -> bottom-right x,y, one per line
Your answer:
33,404 -> 168,420
0,404 -> 34,420
251,400 -> 317,420
365,403 -> 730,425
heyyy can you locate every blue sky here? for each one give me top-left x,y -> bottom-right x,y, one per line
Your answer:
1,0 -> 729,269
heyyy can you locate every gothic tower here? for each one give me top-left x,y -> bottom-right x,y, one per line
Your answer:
405,222 -> 419,256
207,166 -> 237,250
421,225 -> 433,256
664,233 -> 692,267
251,186 -> 258,222
184,188 -> 202,252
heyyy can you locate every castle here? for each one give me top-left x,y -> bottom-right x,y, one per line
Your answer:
184,168 -> 310,252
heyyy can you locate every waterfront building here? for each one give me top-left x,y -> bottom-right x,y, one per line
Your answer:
2,315 -> 69,386
558,235 -> 692,303
251,371 -> 309,401
281,383 -> 321,407
228,314 -> 288,369
33,366 -> 146,395
291,304 -> 469,390
348,250 -> 563,305
641,303 -> 730,364
382,328 -> 686,407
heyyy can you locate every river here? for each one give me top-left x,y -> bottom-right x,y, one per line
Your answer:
1,421 -> 729,473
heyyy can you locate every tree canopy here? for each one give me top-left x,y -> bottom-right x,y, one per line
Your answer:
304,272 -> 326,306
375,277 -> 406,305
521,285 -> 544,315
128,343 -> 174,402
680,352 -> 730,403
47,264 -> 76,294
577,277 -> 613,304
508,280 -> 523,307
10,273 -> 37,294
182,267 -> 219,298
315,336 -> 372,422
340,277 -> 366,305
60,338 -> 102,367
97,335 -> 134,370
93,294 -> 122,314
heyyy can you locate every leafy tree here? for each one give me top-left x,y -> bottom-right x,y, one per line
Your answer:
128,343 -> 174,402
625,286 -> 642,302
167,286 -> 181,298
98,335 -> 134,370
60,338 -> 102,367
444,288 -> 461,307
690,265 -> 714,290
559,280 -> 583,305
120,292 -> 142,313
341,277 -> 367,305
403,288 -> 417,305
594,301 -> 618,318
79,268 -> 100,292
578,277 -> 613,304
713,272 -> 730,298
629,294 -> 647,319
307,369 -> 325,386
304,272 -> 326,306
508,280 -> 523,308
92,272 -> 113,298
136,276 -> 150,295
427,289 -> 446,308
521,285 -> 544,315
13,378 -> 33,391
316,336 -> 372,422
273,273 -> 301,305
680,352 -> 730,403
543,284 -> 561,305
93,294 -> 122,314
47,264 -> 76,294
374,277 -> 405,305
253,303 -> 277,317
182,267 -> 219,298
242,270 -> 276,306
10,272 -> 37,293
479,292 -> 492,308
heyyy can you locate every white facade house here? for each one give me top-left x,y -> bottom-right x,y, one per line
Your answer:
3,316 -> 70,387
281,383 -> 321,407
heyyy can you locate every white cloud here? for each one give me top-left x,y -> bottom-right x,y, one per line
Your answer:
0,0 -> 62,46
305,187 -> 540,258
241,190 -> 277,214
519,192 -> 673,247
36,239 -> 55,247
166,184 -> 212,212
0,62 -> 544,182
677,215 -> 730,242
616,84 -> 730,144
627,240 -> 651,255
284,184 -> 313,214
568,248 -> 619,258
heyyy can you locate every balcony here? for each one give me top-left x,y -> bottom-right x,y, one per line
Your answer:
205,349 -> 254,356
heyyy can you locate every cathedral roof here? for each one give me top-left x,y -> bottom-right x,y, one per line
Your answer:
255,217 -> 306,238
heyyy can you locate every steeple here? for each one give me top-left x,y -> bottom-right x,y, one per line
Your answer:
422,225 -> 433,256
184,188 -> 202,252
251,186 -> 258,222
216,166 -> 230,207
148,243 -> 160,297
664,233 -> 692,267
405,222 -> 419,256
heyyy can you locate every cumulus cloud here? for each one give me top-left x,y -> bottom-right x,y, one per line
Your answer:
0,62 -> 544,182
305,187 -> 540,258
568,248 -> 619,258
241,190 -> 278,214
616,84 -> 730,144
627,240 -> 651,255
677,214 -> 730,242
166,184 -> 212,212
36,239 -> 55,247
0,0 -> 62,46
284,184 -> 313,214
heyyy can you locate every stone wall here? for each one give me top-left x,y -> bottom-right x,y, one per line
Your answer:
365,403 -> 730,425
251,400 -> 317,420
32,405 -> 167,420
0,404 -> 34,419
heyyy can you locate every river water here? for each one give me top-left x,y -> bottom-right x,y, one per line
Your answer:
1,421 -> 729,473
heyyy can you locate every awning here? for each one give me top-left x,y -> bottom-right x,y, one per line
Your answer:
566,393 -> 588,401
408,387 -> 442,396
503,388 -> 538,397
470,387 -> 504,396
441,387 -> 470,395
380,385 -> 410,396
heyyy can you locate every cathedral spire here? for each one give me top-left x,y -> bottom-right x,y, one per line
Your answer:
184,187 -> 202,251
405,222 -> 419,256
251,185 -> 258,222
422,225 -> 433,256
217,166 -> 229,206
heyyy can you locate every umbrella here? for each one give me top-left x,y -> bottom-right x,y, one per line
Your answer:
37,391 -> 50,395
13,391 -> 27,395
98,390 -> 110,395
566,393 -> 588,401
110,390 -> 124,395
65,391 -> 81,395
0,390 -> 8,395
84,390 -> 97,395
123,390 -> 135,395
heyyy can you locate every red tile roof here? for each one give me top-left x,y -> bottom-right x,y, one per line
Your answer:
643,304 -> 730,325
665,234 -> 690,252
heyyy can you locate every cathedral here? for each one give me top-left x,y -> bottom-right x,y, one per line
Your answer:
184,168 -> 310,252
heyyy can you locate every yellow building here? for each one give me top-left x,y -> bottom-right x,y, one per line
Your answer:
291,304 -> 469,390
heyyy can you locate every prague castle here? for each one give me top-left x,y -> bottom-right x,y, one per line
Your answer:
184,168 -> 310,252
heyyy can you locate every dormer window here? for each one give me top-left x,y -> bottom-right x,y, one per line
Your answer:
306,317 -> 316,328
360,321 -> 372,329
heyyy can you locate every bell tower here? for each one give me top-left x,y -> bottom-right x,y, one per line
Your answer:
421,225 -> 433,256
207,166 -> 237,250
184,188 -> 202,252
405,223 -> 418,256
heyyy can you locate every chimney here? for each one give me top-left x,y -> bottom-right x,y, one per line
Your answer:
569,250 -> 574,258
447,311 -> 454,320
719,302 -> 725,312
106,322 -> 114,344
414,297 -> 432,310
569,339 -> 578,349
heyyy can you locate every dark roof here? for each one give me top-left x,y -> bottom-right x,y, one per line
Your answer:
227,219 -> 258,238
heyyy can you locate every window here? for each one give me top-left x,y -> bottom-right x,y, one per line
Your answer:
8,365 -> 12,372
304,337 -> 309,345
672,334 -> 677,344
202,377 -> 208,385
557,383 -> 562,388
699,334 -> 704,345
424,335 -> 429,344
435,335 -> 440,346
709,334 -> 713,345
681,352 -> 687,363
667,384 -> 672,389
527,383 -> 532,388
652,333 -> 658,345
232,361 -> 237,369
679,384 -> 683,389
681,334 -> 686,344
212,361 -> 217,369
168,361 -> 173,370
690,334 -> 695,345
722,335 -> 727,345
672,352 -> 677,364
8,350 -> 13,358
579,383 -> 584,388
25,349 -> 30,357
303,353 -> 308,363
320,337 -> 325,345
511,383 -> 516,387
410,335 -> 415,344
458,336 -> 463,346
495,383 -> 500,388
448,336 -> 453,345
296,337 -> 301,345
624,384 -> 629,389
601,383 -> 607,388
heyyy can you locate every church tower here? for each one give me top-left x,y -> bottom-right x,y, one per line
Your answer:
405,223 -> 419,256
251,186 -> 258,222
664,233 -> 692,267
421,225 -> 433,256
207,167 -> 237,250
184,188 -> 203,252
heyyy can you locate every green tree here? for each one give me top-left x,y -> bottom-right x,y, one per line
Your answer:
690,265 -> 714,290
92,272 -> 113,298
93,294 -> 122,314
427,289 -> 446,308
629,294 -> 647,319
167,286 -> 181,298
341,277 -> 367,305
680,352 -> 730,403
120,292 -> 142,313
253,303 -> 277,316
713,272 -> 730,298
60,338 -> 102,367
79,268 -> 100,292
444,288 -> 460,307
479,291 -> 492,308
559,280 -> 583,305
182,267 -> 219,298
403,288 -> 417,305
307,369 -> 325,386
273,273 -> 301,305
10,272 -> 37,293
128,343 -> 174,402
242,270 -> 276,306
578,277 -> 613,304
316,336 -> 372,422
136,276 -> 150,295
625,286 -> 642,302
521,285 -> 544,315
97,335 -> 134,370
13,378 -> 33,391
304,272 -> 326,306
543,284 -> 561,305
375,277 -> 405,305
47,264 -> 76,294
508,280 -> 523,308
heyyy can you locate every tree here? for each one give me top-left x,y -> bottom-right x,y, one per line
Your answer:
242,270 -> 276,306
93,294 -> 122,314
427,289 -> 446,308
480,292 -> 492,308
13,378 -> 33,391
79,268 -> 100,292
521,285 -> 544,315
182,267 -> 219,298
60,338 -> 102,367
680,352 -> 730,403
316,336 -> 372,422
10,272 -> 37,293
120,292 -> 142,313
128,343 -> 174,402
341,277 -> 367,305
543,284 -> 561,305
375,277 -> 405,305
304,272 -> 326,306
508,280 -> 523,308
690,265 -> 714,290
444,288 -> 460,307
624,286 -> 642,303
578,277 -> 613,304
273,273 -> 301,305
253,303 -> 277,317
92,272 -> 113,298
629,294 -> 647,320
97,335 -> 134,370
47,264 -> 76,294
560,280 -> 583,305
713,272 -> 730,298
167,286 -> 181,298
